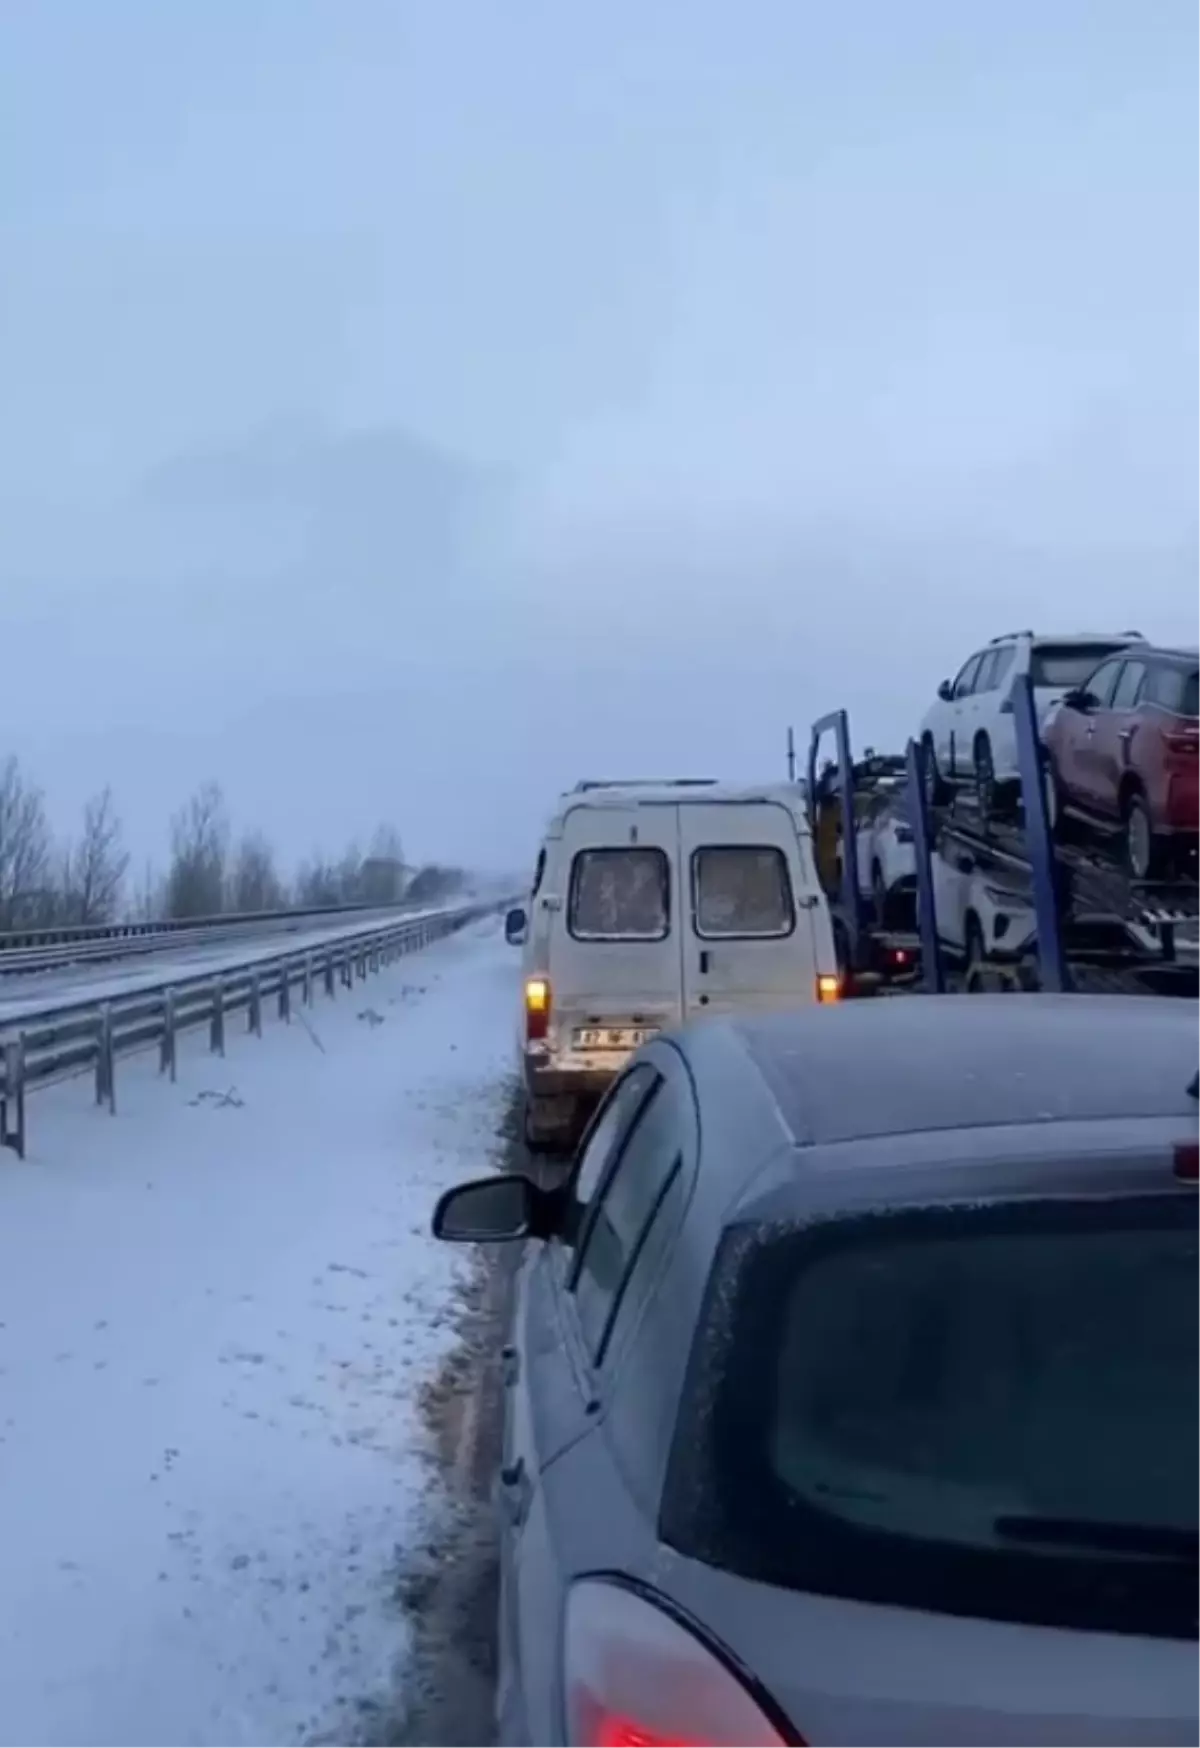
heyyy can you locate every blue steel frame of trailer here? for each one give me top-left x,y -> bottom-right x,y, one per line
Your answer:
904,672 -> 1067,992
807,708 -> 865,969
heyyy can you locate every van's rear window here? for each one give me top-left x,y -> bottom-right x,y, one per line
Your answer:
692,847 -> 795,939
662,1194 -> 1199,1640
569,848 -> 670,941
1029,643 -> 1129,688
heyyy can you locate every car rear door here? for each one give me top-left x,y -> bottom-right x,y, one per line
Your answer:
677,801 -> 821,1019
497,1064 -> 661,1739
1099,658 -> 1150,820
554,803 -> 683,1055
1063,656 -> 1126,811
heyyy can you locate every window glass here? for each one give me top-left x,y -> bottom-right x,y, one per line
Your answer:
1030,643 -> 1131,689
531,847 -> 546,898
692,847 -> 795,939
972,650 -> 1001,693
663,1193 -> 1198,1641
570,1064 -> 659,1219
952,654 -> 985,699
1111,661 -> 1146,710
1082,658 -> 1124,706
569,848 -> 670,941
988,645 -> 1016,688
574,1079 -> 682,1360
1144,665 -> 1199,717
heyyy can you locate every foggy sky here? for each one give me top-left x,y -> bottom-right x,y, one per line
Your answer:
2,0 -> 1196,877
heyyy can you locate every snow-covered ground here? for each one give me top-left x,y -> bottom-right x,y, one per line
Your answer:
0,916 -> 517,1747
0,904 -> 471,1023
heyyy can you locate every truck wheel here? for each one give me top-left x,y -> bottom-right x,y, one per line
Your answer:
523,1095 -> 573,1156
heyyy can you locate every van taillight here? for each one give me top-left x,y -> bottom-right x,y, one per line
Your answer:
563,1579 -> 795,1747
525,976 -> 551,1042
816,973 -> 841,1003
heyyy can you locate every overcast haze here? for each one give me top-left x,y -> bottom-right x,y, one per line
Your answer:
3,0 -> 1196,876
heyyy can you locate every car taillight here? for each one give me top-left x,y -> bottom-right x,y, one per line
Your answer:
1174,1140 -> 1198,1182
816,973 -> 841,1003
564,1578 -> 796,1747
525,975 -> 551,1042
1163,726 -> 1199,760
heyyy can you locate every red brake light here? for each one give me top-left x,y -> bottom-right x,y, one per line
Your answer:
1173,1140 -> 1198,1182
564,1578 -> 794,1747
525,976 -> 551,1042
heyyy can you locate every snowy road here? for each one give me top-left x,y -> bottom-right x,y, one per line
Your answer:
0,917 -> 517,1747
0,908 -> 455,1025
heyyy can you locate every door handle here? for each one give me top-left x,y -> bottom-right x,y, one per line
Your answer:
498,1456 -> 532,1527
698,950 -> 710,975
501,1343 -> 520,1387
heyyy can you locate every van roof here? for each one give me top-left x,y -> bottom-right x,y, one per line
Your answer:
547,778 -> 809,824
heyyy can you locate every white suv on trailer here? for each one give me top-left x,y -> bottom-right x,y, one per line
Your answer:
918,629 -> 1145,820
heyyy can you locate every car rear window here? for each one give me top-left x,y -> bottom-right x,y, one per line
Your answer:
1144,665 -> 1200,717
1029,642 -> 1130,688
661,1194 -> 1198,1640
692,847 -> 795,939
569,847 -> 670,941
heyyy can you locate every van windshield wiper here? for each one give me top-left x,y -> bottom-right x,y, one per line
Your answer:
995,1514 -> 1199,1561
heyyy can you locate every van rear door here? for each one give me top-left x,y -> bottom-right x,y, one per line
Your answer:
552,803 -> 683,1056
678,800 -> 822,1019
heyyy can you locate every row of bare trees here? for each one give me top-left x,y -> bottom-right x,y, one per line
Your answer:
0,756 -> 464,931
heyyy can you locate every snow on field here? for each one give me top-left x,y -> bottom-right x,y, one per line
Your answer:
0,916 -> 517,1748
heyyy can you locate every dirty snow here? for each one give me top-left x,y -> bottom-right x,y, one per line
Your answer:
0,916 -> 517,1747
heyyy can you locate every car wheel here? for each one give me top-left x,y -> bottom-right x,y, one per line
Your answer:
921,734 -> 948,808
963,916 -> 1017,992
523,1094 -> 573,1156
1123,791 -> 1161,880
973,735 -> 997,828
1041,757 -> 1062,838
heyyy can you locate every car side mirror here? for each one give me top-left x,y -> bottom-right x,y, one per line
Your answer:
432,1173 -> 539,1243
1062,687 -> 1095,713
937,679 -> 954,702
504,905 -> 528,946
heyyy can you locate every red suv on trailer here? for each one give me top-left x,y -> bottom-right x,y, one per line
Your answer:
1043,644 -> 1199,877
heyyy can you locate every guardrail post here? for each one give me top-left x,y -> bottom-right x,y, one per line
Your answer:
248,971 -> 262,1037
341,952 -> 353,990
95,1003 -> 116,1113
160,988 -> 177,1081
303,953 -> 314,1005
356,948 -> 366,981
278,967 -> 291,1022
2,1037 -> 26,1159
211,979 -> 226,1055
325,952 -> 336,998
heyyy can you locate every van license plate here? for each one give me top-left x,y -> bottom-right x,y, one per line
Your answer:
574,1026 -> 656,1050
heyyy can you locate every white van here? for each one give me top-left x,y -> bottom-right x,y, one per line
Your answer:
505,779 -> 841,1147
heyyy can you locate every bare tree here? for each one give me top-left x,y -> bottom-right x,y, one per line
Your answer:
0,755 -> 53,928
229,830 -> 286,914
131,858 -> 164,922
293,854 -> 341,908
61,786 -> 129,924
165,781 -> 229,919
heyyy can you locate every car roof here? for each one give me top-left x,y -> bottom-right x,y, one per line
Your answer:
684,995 -> 1198,1145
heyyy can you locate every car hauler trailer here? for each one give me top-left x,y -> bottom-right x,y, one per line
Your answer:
805,717 -> 922,991
808,672 -> 1198,999
909,671 -> 1200,999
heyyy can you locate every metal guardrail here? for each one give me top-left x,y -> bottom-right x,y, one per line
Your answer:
0,901 -> 499,1159
0,897 -> 451,978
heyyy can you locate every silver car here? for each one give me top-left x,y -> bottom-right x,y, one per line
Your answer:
434,995 -> 1199,1746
